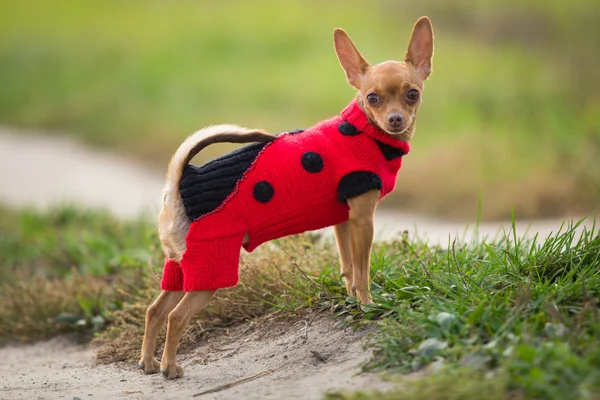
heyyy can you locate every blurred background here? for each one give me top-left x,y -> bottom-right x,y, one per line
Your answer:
0,0 -> 598,220
1,2 -> 600,393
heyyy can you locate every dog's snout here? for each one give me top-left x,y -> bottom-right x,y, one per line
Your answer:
387,114 -> 403,128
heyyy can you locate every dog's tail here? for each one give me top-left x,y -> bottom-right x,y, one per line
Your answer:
159,124 -> 274,262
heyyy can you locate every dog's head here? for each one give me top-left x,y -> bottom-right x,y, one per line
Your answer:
334,17 -> 434,142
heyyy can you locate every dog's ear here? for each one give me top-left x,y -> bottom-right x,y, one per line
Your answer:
405,16 -> 434,80
334,28 -> 371,89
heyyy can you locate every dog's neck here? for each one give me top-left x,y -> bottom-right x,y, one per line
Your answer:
355,94 -> 415,143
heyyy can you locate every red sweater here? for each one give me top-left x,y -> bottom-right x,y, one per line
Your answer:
162,100 -> 410,291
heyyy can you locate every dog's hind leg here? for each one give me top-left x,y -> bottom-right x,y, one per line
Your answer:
160,290 -> 215,379
334,222 -> 354,296
138,290 -> 184,374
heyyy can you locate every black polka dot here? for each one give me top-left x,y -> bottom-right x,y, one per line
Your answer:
288,129 -> 305,135
338,121 -> 359,136
253,181 -> 274,203
301,152 -> 323,173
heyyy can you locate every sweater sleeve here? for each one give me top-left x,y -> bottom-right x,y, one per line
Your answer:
337,171 -> 383,203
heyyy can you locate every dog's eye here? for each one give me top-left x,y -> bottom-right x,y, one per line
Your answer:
406,89 -> 420,102
366,93 -> 381,105
366,93 -> 381,104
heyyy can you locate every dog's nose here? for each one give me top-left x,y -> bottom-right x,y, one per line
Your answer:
387,114 -> 403,128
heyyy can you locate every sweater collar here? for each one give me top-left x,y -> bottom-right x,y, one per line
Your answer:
340,100 -> 411,155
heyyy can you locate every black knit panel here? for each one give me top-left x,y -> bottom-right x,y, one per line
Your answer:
179,142 -> 269,221
375,139 -> 406,160
337,171 -> 382,203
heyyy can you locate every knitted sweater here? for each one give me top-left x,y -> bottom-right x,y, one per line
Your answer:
162,100 -> 410,291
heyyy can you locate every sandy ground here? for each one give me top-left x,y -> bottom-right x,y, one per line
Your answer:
0,129 -> 594,399
1,316 -> 388,400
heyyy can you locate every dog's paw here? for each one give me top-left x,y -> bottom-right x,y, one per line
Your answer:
356,290 -> 374,306
359,302 -> 378,312
137,358 -> 161,375
160,364 -> 184,380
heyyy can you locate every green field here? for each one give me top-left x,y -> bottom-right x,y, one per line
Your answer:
2,205 -> 599,399
0,0 -> 598,219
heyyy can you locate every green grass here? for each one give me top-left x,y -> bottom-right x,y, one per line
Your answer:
0,205 -> 158,343
325,369 -> 511,400
320,220 -> 600,399
1,205 -> 599,398
0,0 -> 598,219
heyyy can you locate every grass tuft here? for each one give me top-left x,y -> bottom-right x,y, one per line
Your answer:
324,221 -> 600,400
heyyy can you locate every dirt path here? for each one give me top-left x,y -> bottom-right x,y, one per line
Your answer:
0,129 -> 164,219
1,316 -> 387,400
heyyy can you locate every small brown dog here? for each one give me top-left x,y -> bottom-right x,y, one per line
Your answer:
139,17 -> 434,379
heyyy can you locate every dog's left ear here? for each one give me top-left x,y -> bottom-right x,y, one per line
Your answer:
405,16 -> 434,80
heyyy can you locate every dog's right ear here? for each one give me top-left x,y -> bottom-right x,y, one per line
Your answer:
334,28 -> 371,89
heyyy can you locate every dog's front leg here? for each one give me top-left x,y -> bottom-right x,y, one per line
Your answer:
347,189 -> 380,305
334,222 -> 354,296
160,290 -> 214,379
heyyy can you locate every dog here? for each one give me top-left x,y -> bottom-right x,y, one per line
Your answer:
138,17 -> 434,379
